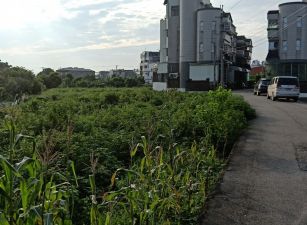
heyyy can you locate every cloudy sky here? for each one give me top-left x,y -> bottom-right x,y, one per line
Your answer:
0,0 -> 296,73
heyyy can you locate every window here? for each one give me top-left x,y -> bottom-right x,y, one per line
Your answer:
212,21 -> 216,31
282,40 -> 288,51
269,41 -> 275,50
296,39 -> 301,51
283,17 -> 288,28
200,21 -> 204,32
171,6 -> 179,17
297,16 -> 302,28
211,43 -> 215,53
199,43 -> 204,53
268,19 -> 278,29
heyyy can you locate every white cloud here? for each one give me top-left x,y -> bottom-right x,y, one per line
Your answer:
0,0 -> 79,30
0,37 -> 159,55
64,0 -> 123,9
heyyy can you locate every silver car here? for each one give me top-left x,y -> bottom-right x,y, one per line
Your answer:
267,76 -> 300,102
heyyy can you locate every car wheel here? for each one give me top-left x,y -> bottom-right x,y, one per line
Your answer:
267,94 -> 270,99
293,97 -> 298,102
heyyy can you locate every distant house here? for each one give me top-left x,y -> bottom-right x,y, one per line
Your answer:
56,67 -> 95,79
97,71 -> 110,79
140,51 -> 160,84
250,66 -> 265,77
109,69 -> 137,79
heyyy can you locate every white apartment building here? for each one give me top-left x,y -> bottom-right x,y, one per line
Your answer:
140,51 -> 160,84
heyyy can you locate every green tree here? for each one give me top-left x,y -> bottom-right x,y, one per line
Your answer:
0,66 -> 43,100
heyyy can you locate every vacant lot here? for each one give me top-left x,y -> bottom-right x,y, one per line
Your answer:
0,87 -> 255,224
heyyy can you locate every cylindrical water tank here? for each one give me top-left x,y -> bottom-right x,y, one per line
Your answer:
179,0 -> 203,89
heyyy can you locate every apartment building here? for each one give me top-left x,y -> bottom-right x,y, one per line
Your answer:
140,51 -> 160,84
157,0 -> 252,91
56,67 -> 95,78
266,0 -> 307,91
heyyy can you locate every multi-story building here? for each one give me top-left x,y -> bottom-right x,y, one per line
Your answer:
266,0 -> 307,90
157,0 -> 253,91
56,67 -> 95,78
108,69 -> 137,79
97,71 -> 109,79
140,51 -> 160,84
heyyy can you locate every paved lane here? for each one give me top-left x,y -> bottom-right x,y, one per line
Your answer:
201,91 -> 307,225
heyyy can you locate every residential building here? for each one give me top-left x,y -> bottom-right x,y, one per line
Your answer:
250,60 -> 266,80
157,0 -> 253,91
266,0 -> 307,91
56,67 -> 95,78
140,51 -> 160,84
108,69 -> 137,79
97,71 -> 110,79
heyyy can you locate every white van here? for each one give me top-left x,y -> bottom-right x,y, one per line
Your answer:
267,76 -> 300,102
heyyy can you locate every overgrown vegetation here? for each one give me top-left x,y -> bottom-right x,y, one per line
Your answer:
0,87 -> 255,224
0,60 -> 145,101
0,61 -> 43,101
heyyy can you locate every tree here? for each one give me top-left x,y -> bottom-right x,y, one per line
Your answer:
37,68 -> 62,89
0,66 -> 43,100
43,73 -> 62,89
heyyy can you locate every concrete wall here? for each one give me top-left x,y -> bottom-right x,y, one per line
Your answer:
179,0 -> 202,88
196,8 -> 222,62
167,0 -> 180,64
153,82 -> 167,91
190,64 -> 217,81
279,2 -> 307,60
160,19 -> 168,63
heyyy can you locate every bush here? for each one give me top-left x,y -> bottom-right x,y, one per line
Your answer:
0,87 -> 255,225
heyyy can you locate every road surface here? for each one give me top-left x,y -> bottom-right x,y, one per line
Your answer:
201,91 -> 307,225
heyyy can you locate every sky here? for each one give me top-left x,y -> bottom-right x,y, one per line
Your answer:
0,0 -> 298,73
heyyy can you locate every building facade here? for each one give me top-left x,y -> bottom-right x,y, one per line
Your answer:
56,67 -> 95,78
266,0 -> 307,85
157,0 -> 252,90
140,51 -> 160,84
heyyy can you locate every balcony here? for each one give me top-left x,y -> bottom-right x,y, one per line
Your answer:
223,22 -> 236,34
268,29 -> 278,39
268,23 -> 278,30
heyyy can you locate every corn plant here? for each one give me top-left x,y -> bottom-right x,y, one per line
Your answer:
0,114 -> 76,225
100,137 -> 223,225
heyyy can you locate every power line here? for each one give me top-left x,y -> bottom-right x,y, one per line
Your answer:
228,0 -> 244,10
254,11 -> 307,48
253,4 -> 307,45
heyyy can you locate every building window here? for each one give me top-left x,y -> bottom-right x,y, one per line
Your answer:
282,40 -> 288,51
297,16 -> 302,28
211,43 -> 215,53
171,6 -> 179,17
296,39 -> 301,51
200,21 -> 204,32
212,21 -> 216,31
283,17 -> 288,28
269,41 -> 275,50
199,43 -> 204,53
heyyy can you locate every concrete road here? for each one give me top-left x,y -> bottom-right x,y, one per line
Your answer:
201,91 -> 307,225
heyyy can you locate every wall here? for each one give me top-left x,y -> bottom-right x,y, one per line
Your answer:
190,64 -> 217,81
279,2 -> 307,60
197,8 -> 222,62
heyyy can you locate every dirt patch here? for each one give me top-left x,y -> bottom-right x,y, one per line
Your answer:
295,145 -> 307,171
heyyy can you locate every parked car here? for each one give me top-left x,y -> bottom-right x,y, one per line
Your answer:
267,76 -> 300,102
253,78 -> 271,96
